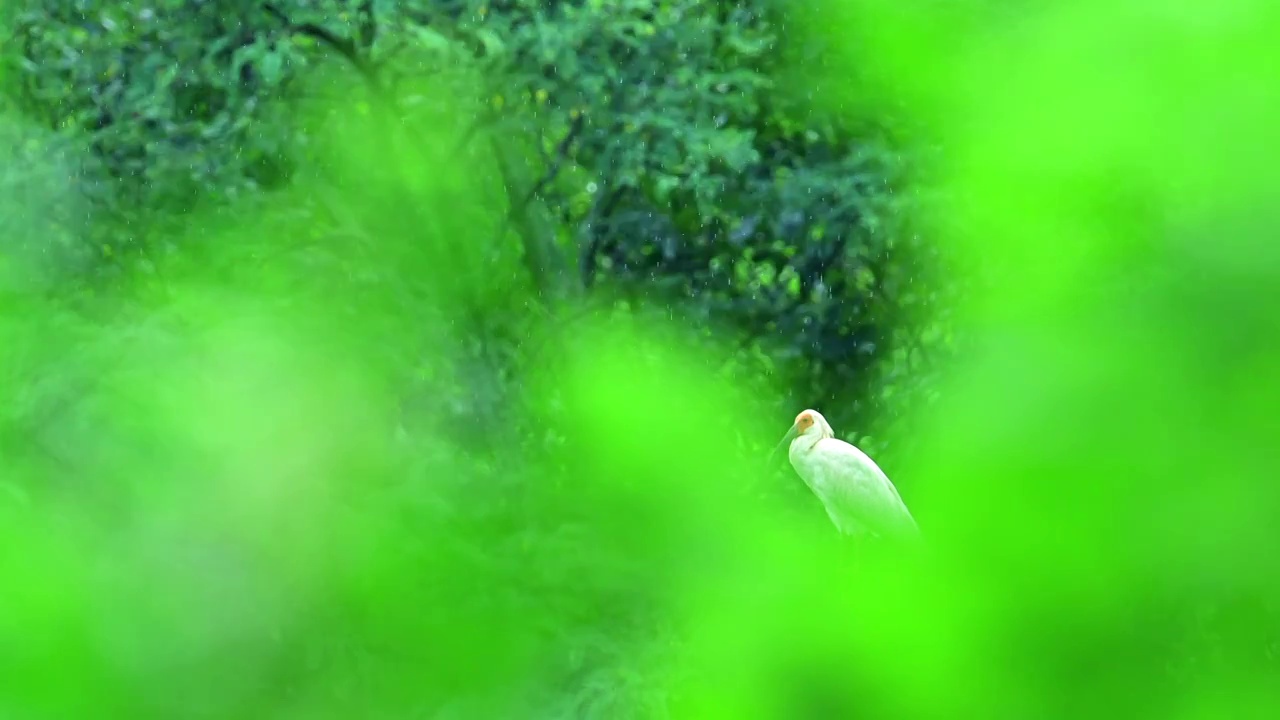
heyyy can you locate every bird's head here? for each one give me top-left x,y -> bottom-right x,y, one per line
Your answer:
769,408 -> 833,462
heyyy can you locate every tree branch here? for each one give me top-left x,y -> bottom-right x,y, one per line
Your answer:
517,112 -> 585,210
356,0 -> 376,49
579,185 -> 624,289
262,2 -> 379,85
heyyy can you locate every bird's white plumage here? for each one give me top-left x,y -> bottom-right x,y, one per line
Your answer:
781,409 -> 919,541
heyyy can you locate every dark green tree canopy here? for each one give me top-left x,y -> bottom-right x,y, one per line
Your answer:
5,0 -> 953,451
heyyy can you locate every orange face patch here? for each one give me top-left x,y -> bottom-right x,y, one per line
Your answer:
795,412 -> 815,431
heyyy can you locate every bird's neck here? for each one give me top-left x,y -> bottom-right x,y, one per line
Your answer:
789,433 -> 823,459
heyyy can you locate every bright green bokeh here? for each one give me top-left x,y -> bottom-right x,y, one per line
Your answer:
3,1 -> 1279,717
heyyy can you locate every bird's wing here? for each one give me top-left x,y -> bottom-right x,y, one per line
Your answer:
811,439 -> 919,539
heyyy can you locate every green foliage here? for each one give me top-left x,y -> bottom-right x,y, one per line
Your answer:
9,1 -> 294,215
8,0 -> 1274,719
0,113 -> 102,287
3,0 -> 953,457
442,0 -> 949,448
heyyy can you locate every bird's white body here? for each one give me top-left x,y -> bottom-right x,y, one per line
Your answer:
780,409 -> 919,541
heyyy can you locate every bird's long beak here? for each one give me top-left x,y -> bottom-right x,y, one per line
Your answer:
769,423 -> 800,464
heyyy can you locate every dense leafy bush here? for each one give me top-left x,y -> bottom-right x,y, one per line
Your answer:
4,0 -> 953,459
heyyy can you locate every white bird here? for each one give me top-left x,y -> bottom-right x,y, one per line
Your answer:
772,408 -> 920,543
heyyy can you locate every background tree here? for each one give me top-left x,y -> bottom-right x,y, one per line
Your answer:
4,0 -> 954,461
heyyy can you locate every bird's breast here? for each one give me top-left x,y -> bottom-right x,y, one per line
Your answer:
789,449 -> 827,492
